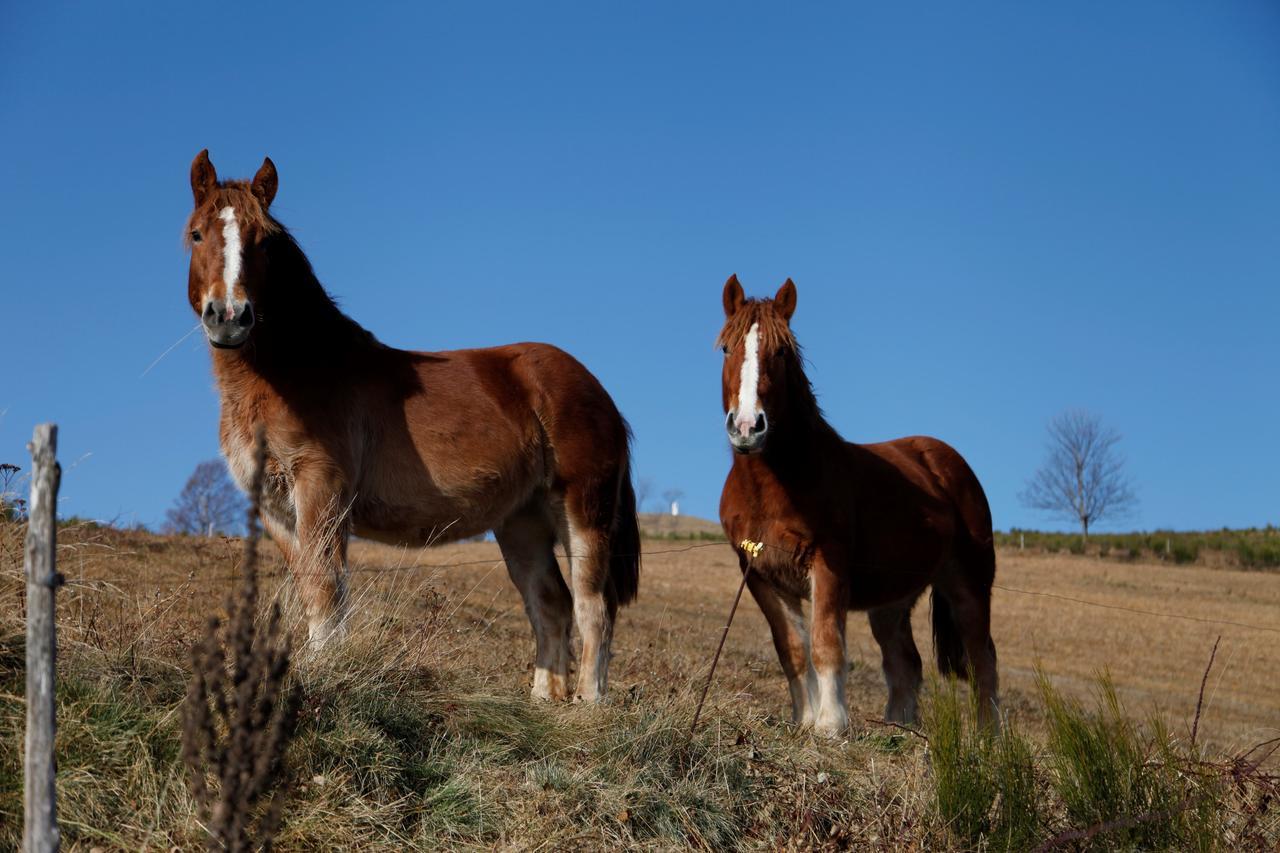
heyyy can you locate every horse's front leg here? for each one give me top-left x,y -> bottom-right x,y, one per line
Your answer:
744,567 -> 818,726
291,467 -> 351,648
809,564 -> 850,737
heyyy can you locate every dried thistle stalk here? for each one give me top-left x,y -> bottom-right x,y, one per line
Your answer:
182,428 -> 298,852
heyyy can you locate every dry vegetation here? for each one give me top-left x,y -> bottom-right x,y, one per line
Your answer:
0,517 -> 1276,850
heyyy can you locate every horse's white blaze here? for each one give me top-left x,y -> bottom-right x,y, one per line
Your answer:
735,322 -> 761,431
218,206 -> 242,314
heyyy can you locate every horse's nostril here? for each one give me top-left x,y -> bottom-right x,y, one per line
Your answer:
753,413 -> 767,434
202,300 -> 223,326
237,303 -> 255,327
726,411 -> 737,432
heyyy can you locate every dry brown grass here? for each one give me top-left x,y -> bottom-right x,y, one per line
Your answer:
385,538 -> 1278,755
0,520 -> 1276,849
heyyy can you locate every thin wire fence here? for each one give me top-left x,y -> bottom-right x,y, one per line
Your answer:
33,535 -> 1280,636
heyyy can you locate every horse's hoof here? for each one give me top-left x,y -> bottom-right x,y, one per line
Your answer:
813,714 -> 849,739
533,669 -> 571,702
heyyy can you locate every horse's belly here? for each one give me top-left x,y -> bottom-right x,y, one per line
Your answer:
752,557 -> 812,599
351,428 -> 542,545
845,573 -> 932,611
351,495 -> 499,547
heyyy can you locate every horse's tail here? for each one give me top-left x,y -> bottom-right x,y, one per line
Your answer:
931,589 -> 968,677
933,536 -> 998,680
609,439 -> 641,607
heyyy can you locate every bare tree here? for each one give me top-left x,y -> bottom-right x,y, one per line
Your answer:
636,477 -> 654,515
1019,409 -> 1137,542
165,460 -> 249,537
0,463 -> 25,521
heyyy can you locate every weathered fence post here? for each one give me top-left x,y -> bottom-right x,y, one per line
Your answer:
24,423 -> 61,853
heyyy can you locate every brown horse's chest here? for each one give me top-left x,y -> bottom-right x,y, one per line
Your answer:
721,460 -> 948,601
721,502 -> 820,599
220,421 -> 297,529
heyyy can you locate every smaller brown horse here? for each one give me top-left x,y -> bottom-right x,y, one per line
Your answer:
716,276 -> 998,735
184,151 -> 640,702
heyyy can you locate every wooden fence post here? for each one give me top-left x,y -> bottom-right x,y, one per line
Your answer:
24,423 -> 60,853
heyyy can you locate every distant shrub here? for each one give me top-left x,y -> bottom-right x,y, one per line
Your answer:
642,530 -> 727,543
996,527 -> 1280,570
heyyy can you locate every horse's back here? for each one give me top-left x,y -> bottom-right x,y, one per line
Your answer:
403,341 -> 627,458
349,342 -> 628,543
483,342 -> 632,478
860,435 -> 993,547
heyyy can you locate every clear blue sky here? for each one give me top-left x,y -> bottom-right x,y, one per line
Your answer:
2,2 -> 1277,532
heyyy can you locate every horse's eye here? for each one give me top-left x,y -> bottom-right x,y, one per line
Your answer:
721,345 -> 729,355
190,229 -> 202,243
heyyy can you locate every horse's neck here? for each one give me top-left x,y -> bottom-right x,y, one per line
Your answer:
733,404 -> 841,490
212,240 -> 378,399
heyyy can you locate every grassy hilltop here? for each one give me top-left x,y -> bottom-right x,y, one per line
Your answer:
0,520 -> 1276,849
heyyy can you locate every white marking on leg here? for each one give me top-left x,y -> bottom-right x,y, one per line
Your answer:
734,322 -> 761,434
783,599 -> 819,725
812,578 -> 849,737
218,206 -> 242,315
532,666 -> 554,699
814,666 -> 849,736
562,520 -> 610,701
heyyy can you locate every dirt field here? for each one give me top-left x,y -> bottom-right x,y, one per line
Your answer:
350,536 -> 1279,755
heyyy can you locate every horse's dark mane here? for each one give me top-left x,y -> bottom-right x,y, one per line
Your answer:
780,344 -> 829,436
257,226 -> 379,351
195,182 -> 382,364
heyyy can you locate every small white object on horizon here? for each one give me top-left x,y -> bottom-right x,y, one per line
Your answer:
670,501 -> 680,517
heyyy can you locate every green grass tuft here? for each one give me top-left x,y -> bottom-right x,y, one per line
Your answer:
924,677 -> 1040,851
1037,669 -> 1223,850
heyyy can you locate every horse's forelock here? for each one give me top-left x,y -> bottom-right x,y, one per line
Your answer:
184,182 -> 280,248
716,300 -> 797,355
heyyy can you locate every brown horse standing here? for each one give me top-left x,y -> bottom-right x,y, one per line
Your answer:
716,276 -> 998,735
183,150 -> 640,702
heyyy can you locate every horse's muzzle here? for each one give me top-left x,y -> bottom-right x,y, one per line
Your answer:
202,298 -> 254,348
726,410 -> 768,453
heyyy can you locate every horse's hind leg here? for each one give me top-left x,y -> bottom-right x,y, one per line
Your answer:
496,502 -> 573,701
867,600 -> 924,724
556,494 -> 616,703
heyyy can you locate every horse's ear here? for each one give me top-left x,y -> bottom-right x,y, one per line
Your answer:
774,278 -> 797,321
190,149 -> 217,206
723,274 -> 745,318
251,157 -> 278,208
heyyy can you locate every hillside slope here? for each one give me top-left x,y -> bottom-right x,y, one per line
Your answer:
0,522 -> 1275,849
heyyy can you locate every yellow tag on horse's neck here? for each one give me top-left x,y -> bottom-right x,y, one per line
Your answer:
739,539 -> 764,558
